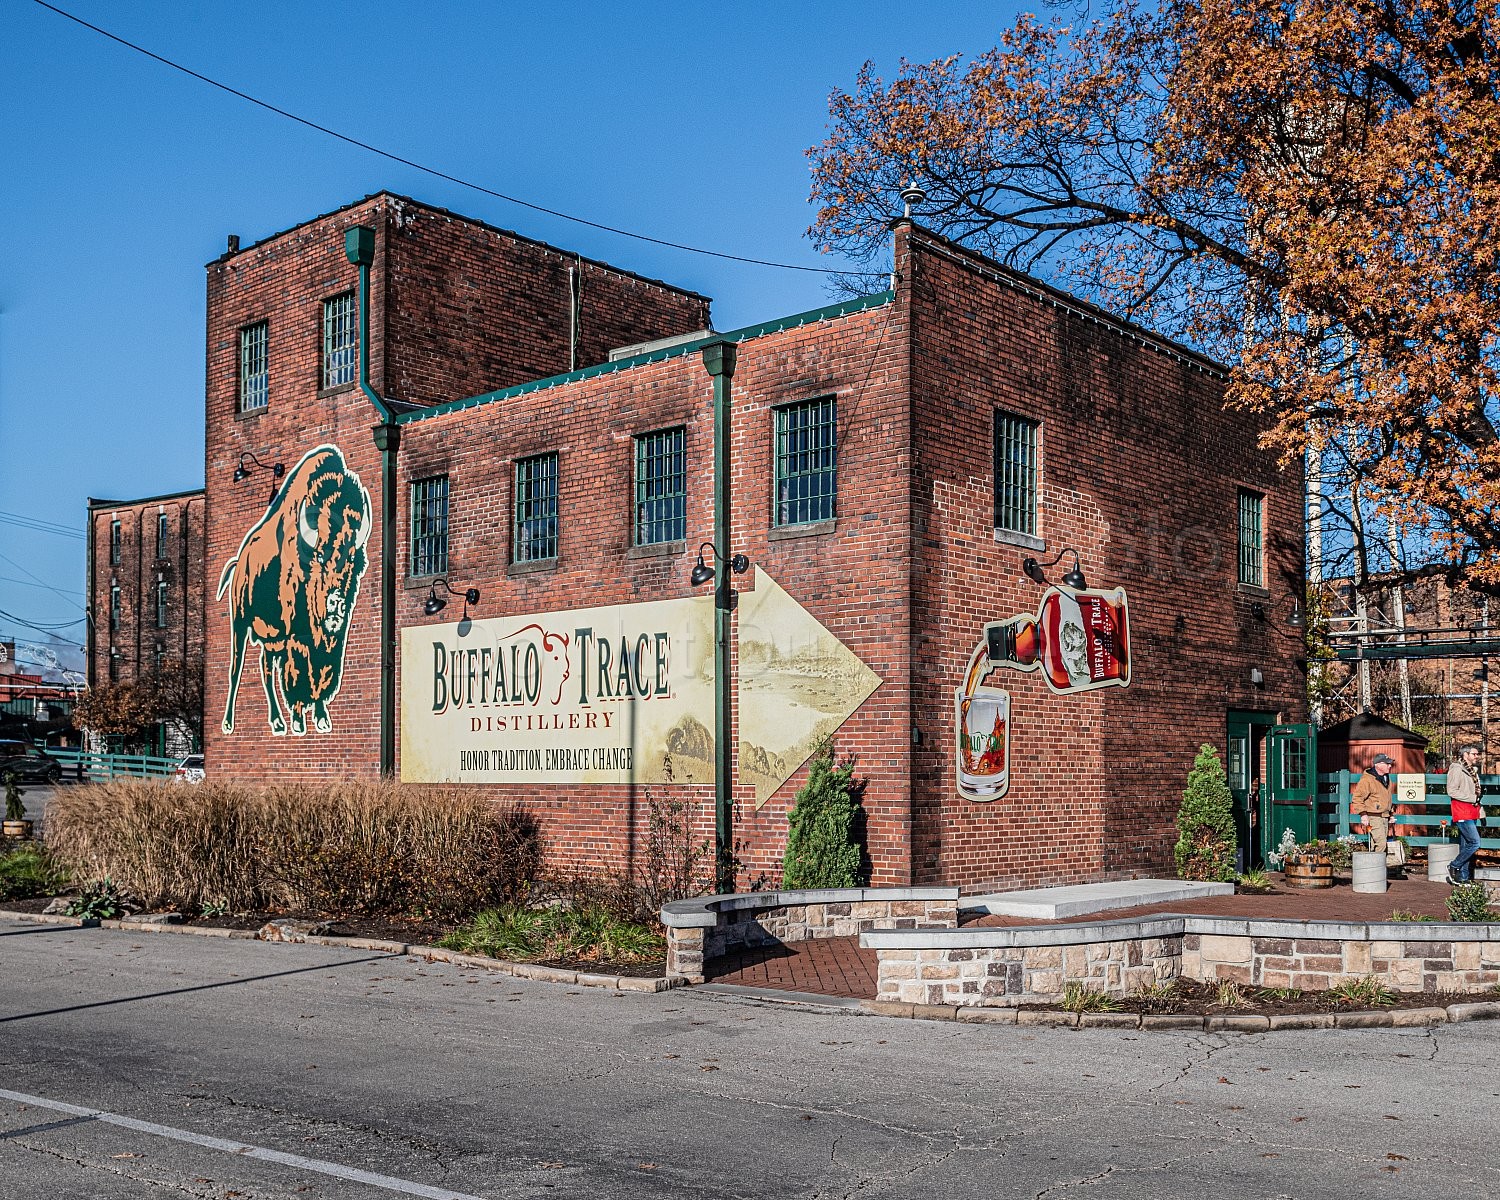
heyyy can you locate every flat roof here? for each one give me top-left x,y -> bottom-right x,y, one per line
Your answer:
88,487 -> 205,509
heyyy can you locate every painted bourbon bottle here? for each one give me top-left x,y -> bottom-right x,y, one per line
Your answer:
982,585 -> 1131,694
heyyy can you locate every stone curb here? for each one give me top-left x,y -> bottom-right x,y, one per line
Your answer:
0,910 -> 679,993
857,997 -> 1500,1032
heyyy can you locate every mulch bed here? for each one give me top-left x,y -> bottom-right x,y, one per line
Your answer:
1059,977 -> 1478,1018
4,894 -> 668,977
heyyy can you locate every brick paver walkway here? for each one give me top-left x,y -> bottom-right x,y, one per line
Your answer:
706,936 -> 879,999
705,875 -> 1461,1000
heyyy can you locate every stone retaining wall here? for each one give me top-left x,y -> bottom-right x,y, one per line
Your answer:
661,888 -> 959,983
863,917 -> 1500,1006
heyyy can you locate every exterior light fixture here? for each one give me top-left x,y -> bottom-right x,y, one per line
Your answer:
1250,667 -> 1265,687
234,452 -> 286,505
1250,602 -> 1267,621
423,579 -> 481,619
1289,602 -> 1304,628
233,451 -> 285,483
1021,547 -> 1087,591
690,542 -> 749,588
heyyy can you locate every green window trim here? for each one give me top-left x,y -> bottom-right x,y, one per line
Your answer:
634,427 -> 687,545
239,320 -> 269,411
774,397 -> 837,526
514,453 -> 559,563
1238,489 -> 1265,587
321,292 -> 357,390
994,411 -> 1040,537
410,475 -> 450,578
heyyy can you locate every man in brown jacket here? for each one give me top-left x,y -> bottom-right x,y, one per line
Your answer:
1351,753 -> 1396,853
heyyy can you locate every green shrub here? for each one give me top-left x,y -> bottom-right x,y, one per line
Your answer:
5,773 -> 25,822
1388,909 -> 1437,923
0,843 -> 70,902
440,903 -> 665,964
66,878 -> 127,921
1446,882 -> 1495,923
1173,744 -> 1238,882
781,743 -> 865,890
44,779 -> 541,920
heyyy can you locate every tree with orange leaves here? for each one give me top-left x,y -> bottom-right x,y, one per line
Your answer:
809,1 -> 1500,591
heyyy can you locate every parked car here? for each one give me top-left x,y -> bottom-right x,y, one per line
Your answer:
0,740 -> 63,785
174,754 -> 205,784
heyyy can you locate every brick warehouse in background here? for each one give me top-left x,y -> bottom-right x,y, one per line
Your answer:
184,190 -> 1303,893
85,488 -> 206,756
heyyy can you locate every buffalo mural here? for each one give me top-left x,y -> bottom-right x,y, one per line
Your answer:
218,445 -> 372,736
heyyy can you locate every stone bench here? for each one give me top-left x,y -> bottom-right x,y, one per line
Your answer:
661,887 -> 960,983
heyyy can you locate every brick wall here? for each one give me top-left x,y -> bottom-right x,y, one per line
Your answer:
902,225 -> 1305,891
391,298 -> 914,886
203,193 -> 714,786
86,491 -> 206,710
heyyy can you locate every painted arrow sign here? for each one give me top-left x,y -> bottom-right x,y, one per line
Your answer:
737,569 -> 883,809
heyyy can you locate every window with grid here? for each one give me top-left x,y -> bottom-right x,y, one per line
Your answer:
1237,489 -> 1264,587
109,585 -> 121,632
155,512 -> 170,560
993,411 -> 1040,537
514,453 -> 559,562
321,292 -> 357,390
156,579 -> 169,628
108,653 -> 119,683
153,643 -> 165,674
239,321 -> 269,411
774,397 -> 837,526
634,427 -> 687,545
109,520 -> 121,565
410,475 -> 450,577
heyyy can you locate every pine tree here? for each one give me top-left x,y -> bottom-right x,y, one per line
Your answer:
1173,744 -> 1238,882
781,743 -> 865,889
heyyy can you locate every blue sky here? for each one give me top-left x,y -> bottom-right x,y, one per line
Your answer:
0,0 -> 1018,672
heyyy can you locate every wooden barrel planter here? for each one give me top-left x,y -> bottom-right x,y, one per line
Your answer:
1283,857 -> 1334,889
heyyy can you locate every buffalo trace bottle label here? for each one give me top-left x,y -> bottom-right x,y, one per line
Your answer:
982,585 -> 1131,695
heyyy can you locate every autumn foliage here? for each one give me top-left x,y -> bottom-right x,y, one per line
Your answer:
809,2 -> 1500,590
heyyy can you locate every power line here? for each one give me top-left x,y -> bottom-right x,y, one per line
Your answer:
0,575 -> 85,597
0,509 -> 85,541
33,0 -> 883,279
0,607 -> 87,634
0,552 -> 86,613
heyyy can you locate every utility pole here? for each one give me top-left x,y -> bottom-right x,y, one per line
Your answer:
1386,522 -> 1412,728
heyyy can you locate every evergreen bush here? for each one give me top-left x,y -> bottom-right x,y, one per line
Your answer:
1173,743 -> 1238,882
781,743 -> 865,889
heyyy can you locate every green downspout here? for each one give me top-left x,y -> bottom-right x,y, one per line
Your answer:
701,340 -> 737,891
344,226 -> 399,777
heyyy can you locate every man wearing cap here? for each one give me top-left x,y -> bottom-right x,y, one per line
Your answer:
1351,753 -> 1396,854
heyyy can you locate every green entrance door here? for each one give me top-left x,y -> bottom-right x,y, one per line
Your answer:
1226,711 -> 1277,869
1264,723 -> 1317,859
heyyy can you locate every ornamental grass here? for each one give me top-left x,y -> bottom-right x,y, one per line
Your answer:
44,778 -> 541,920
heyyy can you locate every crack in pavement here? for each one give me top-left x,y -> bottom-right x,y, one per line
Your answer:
8,1138 -> 223,1198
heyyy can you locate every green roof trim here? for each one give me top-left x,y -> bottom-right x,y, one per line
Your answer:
395,290 -> 896,427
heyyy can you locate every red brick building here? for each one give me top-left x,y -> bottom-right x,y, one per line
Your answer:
85,488 -> 207,754
199,191 -> 1304,891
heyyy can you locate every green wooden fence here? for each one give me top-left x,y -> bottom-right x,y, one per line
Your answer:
44,749 -> 180,781
1316,771 -> 1500,850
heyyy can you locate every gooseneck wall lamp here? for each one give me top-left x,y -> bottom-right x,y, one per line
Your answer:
422,578 -> 481,620
1021,547 -> 1088,591
690,542 -> 750,589
233,452 -> 286,507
